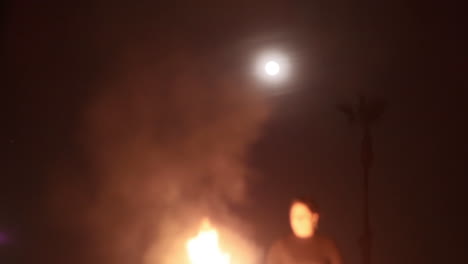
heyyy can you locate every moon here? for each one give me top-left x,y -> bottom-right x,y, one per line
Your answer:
264,61 -> 280,76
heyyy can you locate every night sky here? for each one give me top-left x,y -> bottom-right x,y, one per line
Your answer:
2,1 -> 466,264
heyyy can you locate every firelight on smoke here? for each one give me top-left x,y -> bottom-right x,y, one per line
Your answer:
186,219 -> 230,264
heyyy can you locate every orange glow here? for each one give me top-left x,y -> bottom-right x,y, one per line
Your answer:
186,219 -> 230,264
289,201 -> 319,238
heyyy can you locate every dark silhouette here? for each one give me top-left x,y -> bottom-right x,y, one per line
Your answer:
338,95 -> 386,264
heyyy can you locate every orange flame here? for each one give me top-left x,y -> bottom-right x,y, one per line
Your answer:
186,219 -> 230,264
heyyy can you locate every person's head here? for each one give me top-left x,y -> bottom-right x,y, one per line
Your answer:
289,196 -> 320,239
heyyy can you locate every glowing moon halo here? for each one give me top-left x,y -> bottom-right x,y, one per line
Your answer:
264,60 -> 280,76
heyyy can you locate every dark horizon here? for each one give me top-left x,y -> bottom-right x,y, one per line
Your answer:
2,1 -> 466,264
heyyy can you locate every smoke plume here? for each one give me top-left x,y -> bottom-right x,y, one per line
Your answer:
45,46 -> 269,264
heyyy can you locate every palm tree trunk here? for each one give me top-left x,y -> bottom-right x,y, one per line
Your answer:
360,125 -> 372,264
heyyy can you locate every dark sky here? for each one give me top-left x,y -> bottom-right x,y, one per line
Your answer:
2,1 -> 466,264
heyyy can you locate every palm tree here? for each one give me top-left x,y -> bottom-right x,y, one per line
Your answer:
338,94 -> 386,264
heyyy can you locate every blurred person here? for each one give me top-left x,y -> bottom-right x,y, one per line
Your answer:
266,197 -> 343,264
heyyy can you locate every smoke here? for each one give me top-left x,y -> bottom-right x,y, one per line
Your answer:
45,48 -> 269,263
4,1 -> 302,263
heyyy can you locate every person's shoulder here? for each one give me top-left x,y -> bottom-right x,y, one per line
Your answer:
314,234 -> 339,248
267,237 -> 286,259
315,234 -> 342,262
269,235 -> 293,251
270,236 -> 286,248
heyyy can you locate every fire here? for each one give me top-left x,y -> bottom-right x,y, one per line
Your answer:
186,219 -> 230,264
